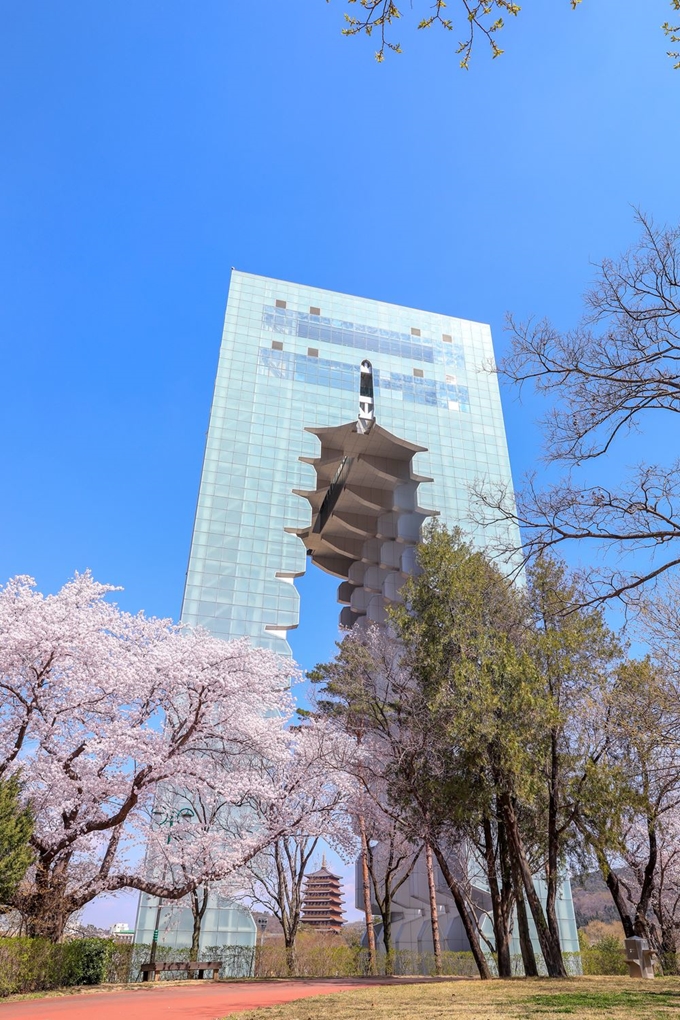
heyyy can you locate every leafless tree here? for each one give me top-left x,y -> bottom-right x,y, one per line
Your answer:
358,796 -> 422,975
573,656 -> 680,957
475,213 -> 680,606
244,834 -> 319,975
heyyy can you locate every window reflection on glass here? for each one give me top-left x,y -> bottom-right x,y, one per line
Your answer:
261,306 -> 468,368
257,348 -> 470,411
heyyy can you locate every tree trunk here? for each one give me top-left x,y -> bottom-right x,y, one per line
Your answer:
497,817 -> 517,976
634,812 -> 658,941
19,862 -> 72,942
482,817 -> 512,978
190,887 -> 209,967
358,814 -> 378,976
425,841 -> 442,976
545,732 -> 561,950
285,938 -> 297,977
596,835 -> 656,947
652,877 -> 679,974
382,908 -> 394,976
190,912 -> 201,964
509,844 -> 538,977
431,843 -> 491,980
655,915 -> 679,975
500,792 -> 566,978
593,848 -> 635,939
22,901 -> 70,942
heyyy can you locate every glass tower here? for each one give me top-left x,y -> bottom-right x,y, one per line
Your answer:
181,270 -> 520,652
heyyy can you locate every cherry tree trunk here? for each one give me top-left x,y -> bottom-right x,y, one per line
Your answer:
23,904 -> 70,943
19,863 -> 72,942
190,887 -> 210,968
285,939 -> 297,977
382,911 -> 394,976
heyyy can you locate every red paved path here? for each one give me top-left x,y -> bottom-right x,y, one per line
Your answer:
0,980 -> 372,1020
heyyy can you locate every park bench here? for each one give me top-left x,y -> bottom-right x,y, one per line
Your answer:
139,960 -> 222,981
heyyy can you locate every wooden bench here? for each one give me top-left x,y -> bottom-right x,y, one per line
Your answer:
139,960 -> 222,981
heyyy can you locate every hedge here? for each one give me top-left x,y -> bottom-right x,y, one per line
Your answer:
0,937 -> 113,997
0,939 -> 260,995
8,933 -> 644,995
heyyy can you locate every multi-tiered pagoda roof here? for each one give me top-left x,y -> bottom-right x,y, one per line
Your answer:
300,856 -> 345,932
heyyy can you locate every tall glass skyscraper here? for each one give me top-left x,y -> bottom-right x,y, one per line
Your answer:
181,271 -> 520,652
136,271 -> 579,966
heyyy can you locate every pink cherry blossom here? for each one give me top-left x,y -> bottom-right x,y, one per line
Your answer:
0,571 -> 327,939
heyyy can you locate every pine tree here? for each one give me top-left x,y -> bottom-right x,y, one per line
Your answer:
0,775 -> 33,907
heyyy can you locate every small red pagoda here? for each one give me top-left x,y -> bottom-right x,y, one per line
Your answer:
300,855 -> 345,931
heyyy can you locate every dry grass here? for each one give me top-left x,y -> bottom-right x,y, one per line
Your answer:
231,976 -> 680,1020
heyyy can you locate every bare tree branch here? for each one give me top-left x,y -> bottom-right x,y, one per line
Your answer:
473,213 -> 680,606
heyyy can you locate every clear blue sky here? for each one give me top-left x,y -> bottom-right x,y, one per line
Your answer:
1,0 -> 678,928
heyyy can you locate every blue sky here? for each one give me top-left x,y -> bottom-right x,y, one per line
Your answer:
1,0 -> 679,929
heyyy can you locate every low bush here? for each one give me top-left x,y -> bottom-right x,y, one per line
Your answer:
252,934 -> 477,978
0,936 -> 115,997
578,930 -> 627,976
67,938 -> 113,985
0,933 -> 591,993
659,952 -> 680,976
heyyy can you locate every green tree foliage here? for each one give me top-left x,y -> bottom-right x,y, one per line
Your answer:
392,523 -> 570,977
0,776 -> 33,908
321,523 -> 642,977
314,523 -> 680,977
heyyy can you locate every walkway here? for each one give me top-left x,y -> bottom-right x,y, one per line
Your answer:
0,979 -> 372,1020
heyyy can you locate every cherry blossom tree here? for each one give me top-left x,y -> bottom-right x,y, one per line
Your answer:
0,571 -> 308,940
649,811 -> 680,967
147,722 -> 356,967
233,721 -> 358,975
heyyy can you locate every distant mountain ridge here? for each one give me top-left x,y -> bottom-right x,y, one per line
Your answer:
571,872 -> 621,928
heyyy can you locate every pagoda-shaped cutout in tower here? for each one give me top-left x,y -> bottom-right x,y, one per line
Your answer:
300,855 -> 345,932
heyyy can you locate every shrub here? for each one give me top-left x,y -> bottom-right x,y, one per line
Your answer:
578,930 -> 627,975
68,938 -> 113,985
252,935 -> 478,978
659,951 -> 679,976
0,937 -> 115,996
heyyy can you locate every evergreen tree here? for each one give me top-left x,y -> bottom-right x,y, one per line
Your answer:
0,775 -> 33,907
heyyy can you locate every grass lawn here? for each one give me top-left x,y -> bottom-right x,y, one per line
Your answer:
231,976 -> 680,1020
